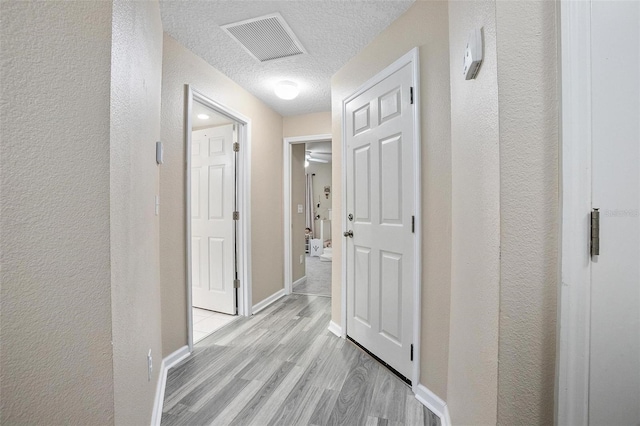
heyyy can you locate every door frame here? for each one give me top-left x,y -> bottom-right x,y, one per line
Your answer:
283,134 -> 332,295
185,85 -> 253,351
340,47 -> 422,389
556,3 -> 592,425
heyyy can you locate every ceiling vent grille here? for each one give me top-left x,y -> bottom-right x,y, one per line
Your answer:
221,13 -> 307,62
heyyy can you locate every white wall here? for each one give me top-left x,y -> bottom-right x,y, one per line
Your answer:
160,34 -> 284,356
110,1 -> 164,424
0,2 -> 115,424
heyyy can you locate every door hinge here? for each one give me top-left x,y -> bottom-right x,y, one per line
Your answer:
591,208 -> 600,256
233,279 -> 240,289
232,211 -> 240,221
410,87 -> 414,105
410,344 -> 414,361
233,142 -> 239,152
411,215 -> 415,233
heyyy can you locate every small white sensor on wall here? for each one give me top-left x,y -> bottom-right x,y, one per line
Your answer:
463,28 -> 483,80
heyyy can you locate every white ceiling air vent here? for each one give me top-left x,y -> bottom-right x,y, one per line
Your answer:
221,13 -> 307,63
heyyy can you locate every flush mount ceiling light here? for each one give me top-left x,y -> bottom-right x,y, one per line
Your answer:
197,113 -> 210,120
274,80 -> 299,100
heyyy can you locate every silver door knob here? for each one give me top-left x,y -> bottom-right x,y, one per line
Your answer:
343,230 -> 353,238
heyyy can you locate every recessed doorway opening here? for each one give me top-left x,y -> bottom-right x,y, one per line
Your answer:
283,134 -> 332,298
185,86 -> 252,349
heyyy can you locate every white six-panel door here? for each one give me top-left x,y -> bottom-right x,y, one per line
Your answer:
345,63 -> 415,379
191,124 -> 236,314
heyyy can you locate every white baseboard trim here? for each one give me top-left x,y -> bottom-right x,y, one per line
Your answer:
292,275 -> 307,288
415,383 -> 451,426
327,320 -> 343,337
252,288 -> 286,314
150,345 -> 190,426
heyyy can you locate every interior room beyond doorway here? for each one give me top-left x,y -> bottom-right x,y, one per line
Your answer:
291,140 -> 332,298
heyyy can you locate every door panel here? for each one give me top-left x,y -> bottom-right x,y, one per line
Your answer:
191,123 -> 236,314
589,2 -> 640,424
345,62 -> 415,379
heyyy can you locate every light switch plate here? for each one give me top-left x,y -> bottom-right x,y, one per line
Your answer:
297,204 -> 304,213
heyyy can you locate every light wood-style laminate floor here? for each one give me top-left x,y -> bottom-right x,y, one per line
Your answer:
162,294 -> 440,426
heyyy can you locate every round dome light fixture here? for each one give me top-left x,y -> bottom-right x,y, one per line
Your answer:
274,80 -> 299,100
197,113 -> 210,120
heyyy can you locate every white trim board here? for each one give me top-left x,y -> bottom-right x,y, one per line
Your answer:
283,133 -> 332,296
556,2 -> 592,425
185,85 -> 253,353
415,384 -> 451,426
150,345 -> 190,426
327,320 -> 342,338
292,275 -> 307,288
340,47 -> 422,390
252,289 -> 286,314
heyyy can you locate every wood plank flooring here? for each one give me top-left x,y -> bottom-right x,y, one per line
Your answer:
162,294 -> 440,426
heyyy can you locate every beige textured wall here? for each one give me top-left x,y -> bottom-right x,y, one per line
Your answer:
330,0 -> 452,398
283,112 -> 331,138
446,2 -> 501,424
160,34 -> 284,356
291,145 -> 307,282
110,1 -> 164,424
495,1 -> 559,424
0,2 -> 116,424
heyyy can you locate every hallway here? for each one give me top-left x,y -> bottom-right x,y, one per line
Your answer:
161,294 -> 438,425
293,255 -> 332,297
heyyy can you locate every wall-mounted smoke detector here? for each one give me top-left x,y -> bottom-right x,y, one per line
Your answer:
221,13 -> 307,63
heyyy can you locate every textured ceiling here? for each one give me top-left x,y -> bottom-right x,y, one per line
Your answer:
159,0 -> 415,116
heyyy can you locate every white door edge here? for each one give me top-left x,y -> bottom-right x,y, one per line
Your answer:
556,2 -> 592,425
283,134 -> 332,295
340,47 -> 422,389
185,85 -> 253,352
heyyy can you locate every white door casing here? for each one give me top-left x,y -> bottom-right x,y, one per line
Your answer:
191,124 -> 236,314
558,2 -> 640,424
344,62 -> 415,380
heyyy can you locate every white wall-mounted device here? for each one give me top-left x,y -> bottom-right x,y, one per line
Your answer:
156,141 -> 163,164
463,28 -> 483,80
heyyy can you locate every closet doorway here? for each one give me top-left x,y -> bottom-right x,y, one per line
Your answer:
283,135 -> 332,298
